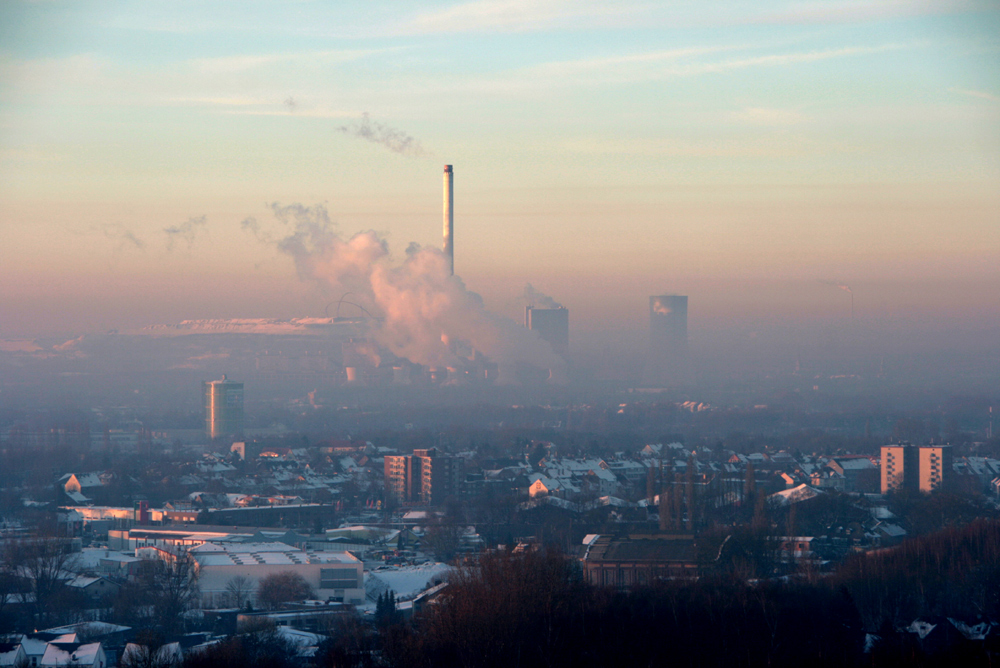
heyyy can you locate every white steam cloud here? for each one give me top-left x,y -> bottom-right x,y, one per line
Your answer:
258,203 -> 562,371
523,283 -> 563,309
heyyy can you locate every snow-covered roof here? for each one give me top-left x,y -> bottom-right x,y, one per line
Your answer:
66,575 -> 103,588
190,542 -> 359,567
0,643 -> 26,667
905,620 -> 936,640
40,622 -> 130,636
877,523 -> 907,538
41,641 -> 104,667
64,491 -> 91,505
833,458 -> 876,470
365,563 -> 452,602
948,618 -> 992,641
60,473 -> 104,488
769,484 -> 823,506
869,506 -> 896,520
18,638 -> 48,659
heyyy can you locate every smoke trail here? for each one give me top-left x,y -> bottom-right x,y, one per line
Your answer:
264,203 -> 561,371
240,216 -> 266,241
523,284 -> 563,309
821,280 -> 854,319
98,223 -> 144,251
337,113 -> 426,157
820,279 -> 851,295
164,215 -> 207,250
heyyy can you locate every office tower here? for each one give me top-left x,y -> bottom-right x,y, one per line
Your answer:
203,375 -> 244,440
525,306 -> 569,356
648,295 -> 689,384
384,447 -> 462,506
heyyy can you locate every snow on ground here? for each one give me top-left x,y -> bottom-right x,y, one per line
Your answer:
365,563 -> 453,602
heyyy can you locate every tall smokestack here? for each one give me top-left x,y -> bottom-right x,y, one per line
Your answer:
443,165 -> 454,276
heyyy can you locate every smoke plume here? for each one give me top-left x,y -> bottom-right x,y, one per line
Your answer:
164,215 -> 207,250
98,223 -> 144,251
337,113 -> 426,157
523,284 -> 563,309
264,203 -> 562,371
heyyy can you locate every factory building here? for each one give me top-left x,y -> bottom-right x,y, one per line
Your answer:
203,375 -> 244,440
385,448 -> 463,506
880,444 -> 953,494
525,306 -> 569,356
648,295 -> 689,385
186,541 -> 364,607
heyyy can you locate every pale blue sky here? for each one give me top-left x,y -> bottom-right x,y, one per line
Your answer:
1,0 -> 998,337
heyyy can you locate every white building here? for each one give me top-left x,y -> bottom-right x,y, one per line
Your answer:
188,542 -> 364,607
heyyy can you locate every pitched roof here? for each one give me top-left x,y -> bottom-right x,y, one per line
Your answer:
40,641 -> 104,667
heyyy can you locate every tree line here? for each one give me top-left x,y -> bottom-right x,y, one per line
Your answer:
321,520 -> 1000,668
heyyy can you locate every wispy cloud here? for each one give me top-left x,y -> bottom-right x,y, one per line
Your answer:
949,87 -> 1000,103
558,134 -> 852,158
165,96 -> 271,107
730,107 -> 808,125
678,43 -> 915,76
754,0 -> 991,26
462,42 -> 917,94
189,49 -> 386,75
402,0 -> 651,34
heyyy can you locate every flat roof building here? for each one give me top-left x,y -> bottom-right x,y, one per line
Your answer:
188,541 -> 364,607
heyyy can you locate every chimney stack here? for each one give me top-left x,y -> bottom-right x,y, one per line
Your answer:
443,165 -> 454,275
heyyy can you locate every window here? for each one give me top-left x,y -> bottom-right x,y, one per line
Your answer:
320,568 -> 358,589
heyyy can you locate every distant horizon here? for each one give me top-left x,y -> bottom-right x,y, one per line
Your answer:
2,1 -> 998,354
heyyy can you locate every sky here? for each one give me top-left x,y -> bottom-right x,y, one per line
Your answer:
1,0 -> 998,341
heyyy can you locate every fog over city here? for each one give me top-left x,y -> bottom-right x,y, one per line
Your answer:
1,2 -> 999,667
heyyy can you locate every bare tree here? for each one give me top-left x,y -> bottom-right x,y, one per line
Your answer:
130,554 -> 199,634
255,572 -> 313,610
2,538 -> 79,627
120,630 -> 181,668
225,575 -> 254,609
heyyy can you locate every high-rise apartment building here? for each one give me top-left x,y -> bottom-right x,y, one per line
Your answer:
880,444 -> 952,494
918,446 -> 952,493
203,375 -> 244,440
384,447 -> 462,506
